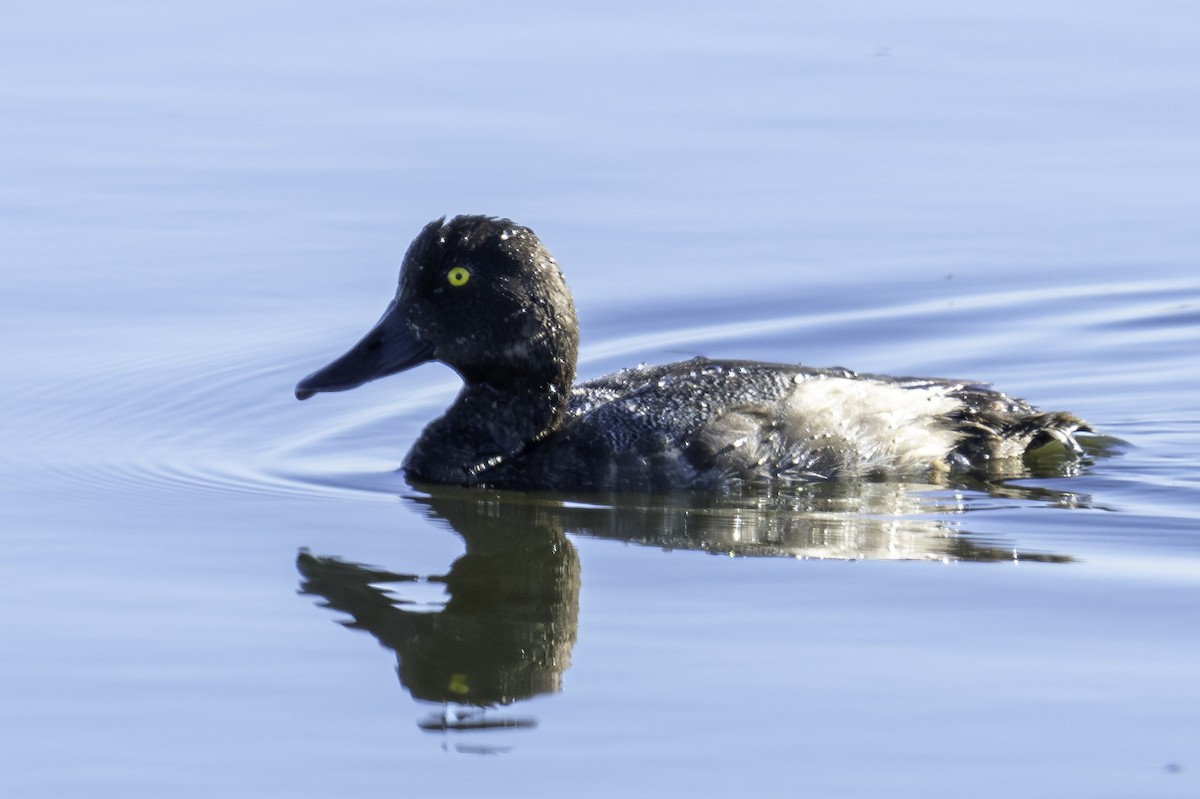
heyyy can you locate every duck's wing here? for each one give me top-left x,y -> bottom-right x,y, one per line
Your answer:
565,360 -> 1091,487
550,359 -> 804,491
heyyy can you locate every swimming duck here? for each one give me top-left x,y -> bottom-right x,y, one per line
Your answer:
296,215 -> 1091,492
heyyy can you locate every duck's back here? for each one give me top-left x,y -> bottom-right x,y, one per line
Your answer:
487,357 -> 1088,492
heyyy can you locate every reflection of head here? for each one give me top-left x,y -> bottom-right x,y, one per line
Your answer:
297,494 -> 579,707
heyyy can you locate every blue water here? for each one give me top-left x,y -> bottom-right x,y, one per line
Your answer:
3,2 -> 1199,797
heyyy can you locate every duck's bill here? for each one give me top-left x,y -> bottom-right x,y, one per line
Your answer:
295,301 -> 434,400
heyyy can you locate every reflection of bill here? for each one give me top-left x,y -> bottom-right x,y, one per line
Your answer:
297,481 -> 1079,734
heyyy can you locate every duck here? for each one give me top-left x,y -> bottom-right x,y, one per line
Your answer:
295,215 -> 1092,493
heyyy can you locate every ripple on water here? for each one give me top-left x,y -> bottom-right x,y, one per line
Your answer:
13,276 -> 1196,551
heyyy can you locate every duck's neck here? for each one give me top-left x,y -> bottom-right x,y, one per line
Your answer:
403,374 -> 572,486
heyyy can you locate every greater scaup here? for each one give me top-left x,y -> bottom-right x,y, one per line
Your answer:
296,215 -> 1091,492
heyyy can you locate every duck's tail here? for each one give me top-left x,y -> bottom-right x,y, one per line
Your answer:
947,386 -> 1092,467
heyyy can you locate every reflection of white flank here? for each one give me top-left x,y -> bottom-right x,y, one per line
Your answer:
405,482 -> 1079,563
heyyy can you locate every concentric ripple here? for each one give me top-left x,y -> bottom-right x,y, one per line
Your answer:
8,275 -> 1197,528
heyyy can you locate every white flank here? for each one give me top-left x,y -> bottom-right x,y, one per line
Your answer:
785,377 -> 963,474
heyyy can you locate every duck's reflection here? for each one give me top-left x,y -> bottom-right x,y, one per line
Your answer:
297,478 -> 1084,735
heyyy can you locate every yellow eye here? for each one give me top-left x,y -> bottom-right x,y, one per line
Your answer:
447,266 -> 471,287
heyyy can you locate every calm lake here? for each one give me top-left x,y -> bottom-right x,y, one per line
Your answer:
3,2 -> 1198,797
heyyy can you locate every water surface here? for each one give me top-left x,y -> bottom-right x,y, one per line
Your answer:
3,2 -> 1199,797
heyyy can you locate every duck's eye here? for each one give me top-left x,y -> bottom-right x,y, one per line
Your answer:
446,266 -> 471,287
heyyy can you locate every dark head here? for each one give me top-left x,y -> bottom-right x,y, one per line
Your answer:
295,215 -> 579,401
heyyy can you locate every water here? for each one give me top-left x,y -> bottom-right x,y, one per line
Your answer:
3,2 -> 1199,796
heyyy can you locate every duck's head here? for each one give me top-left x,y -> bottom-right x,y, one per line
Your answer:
296,215 -> 579,401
